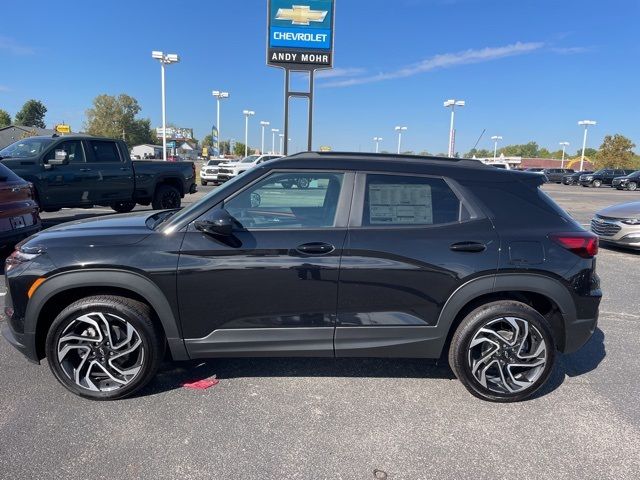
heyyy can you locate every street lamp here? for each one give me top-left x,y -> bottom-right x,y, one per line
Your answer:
151,51 -> 180,162
243,110 -> 255,157
260,121 -> 270,154
271,129 -> 279,154
578,120 -> 597,171
491,135 -> 503,160
373,137 -> 383,153
444,99 -> 465,157
279,133 -> 284,155
559,141 -> 570,168
212,91 -> 229,155
395,126 -> 407,154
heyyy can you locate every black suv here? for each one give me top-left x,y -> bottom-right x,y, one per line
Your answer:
579,168 -> 636,187
2,153 -> 601,402
563,170 -> 593,185
543,168 -> 574,183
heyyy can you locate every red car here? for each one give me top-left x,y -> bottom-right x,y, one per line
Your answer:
0,162 -> 41,249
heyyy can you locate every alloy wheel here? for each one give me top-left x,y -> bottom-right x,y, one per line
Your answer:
161,189 -> 180,208
56,312 -> 145,392
467,316 -> 547,395
628,182 -> 637,191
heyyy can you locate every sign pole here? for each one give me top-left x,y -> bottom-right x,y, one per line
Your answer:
308,70 -> 314,151
284,69 -> 290,155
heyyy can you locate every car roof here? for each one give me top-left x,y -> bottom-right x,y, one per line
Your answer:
265,152 -> 544,184
15,134 -> 115,142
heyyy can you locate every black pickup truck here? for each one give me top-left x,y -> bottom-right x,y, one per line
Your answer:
0,135 -> 197,212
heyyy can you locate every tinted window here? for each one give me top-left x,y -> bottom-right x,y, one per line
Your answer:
363,174 -> 462,226
89,141 -> 121,163
45,140 -> 86,163
0,163 -> 21,182
225,171 -> 344,229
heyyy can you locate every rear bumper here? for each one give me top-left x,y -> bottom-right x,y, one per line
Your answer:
563,312 -> 599,354
0,223 -> 41,248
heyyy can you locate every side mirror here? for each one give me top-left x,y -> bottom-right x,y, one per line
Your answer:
194,209 -> 235,237
48,150 -> 69,166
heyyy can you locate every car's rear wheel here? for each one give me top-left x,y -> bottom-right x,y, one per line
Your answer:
297,178 -> 310,189
448,301 -> 555,402
593,179 -> 602,188
45,296 -> 164,400
111,201 -> 136,213
152,184 -> 181,210
627,182 -> 637,191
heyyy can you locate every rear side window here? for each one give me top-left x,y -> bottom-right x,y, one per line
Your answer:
89,141 -> 121,163
363,174 -> 463,226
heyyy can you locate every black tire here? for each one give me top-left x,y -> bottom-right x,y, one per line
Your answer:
296,178 -> 310,189
281,181 -> 293,189
111,201 -> 136,213
45,295 -> 165,400
152,184 -> 181,210
593,179 -> 602,188
448,301 -> 556,403
628,182 -> 637,191
201,180 -> 208,186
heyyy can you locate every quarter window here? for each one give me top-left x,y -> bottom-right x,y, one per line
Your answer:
89,141 -> 121,163
363,174 -> 463,226
225,172 -> 344,229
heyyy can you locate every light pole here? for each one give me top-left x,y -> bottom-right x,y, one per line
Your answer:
559,141 -> 570,168
444,99 -> 465,157
279,134 -> 284,155
212,91 -> 229,155
271,129 -> 279,154
491,135 -> 503,160
151,51 -> 180,162
260,121 -> 270,154
243,110 -> 255,157
395,126 -> 407,154
373,137 -> 383,153
578,120 -> 596,171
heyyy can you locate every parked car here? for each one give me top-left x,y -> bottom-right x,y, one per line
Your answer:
1,152 -> 601,402
590,201 -> 640,250
216,154 -> 284,183
0,162 -> 41,249
579,168 -> 636,188
543,168 -> 574,183
200,159 -> 226,186
612,171 -> 640,191
562,170 -> 593,185
0,136 -> 197,212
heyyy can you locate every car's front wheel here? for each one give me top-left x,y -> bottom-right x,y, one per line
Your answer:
111,201 -> 136,213
449,301 -> 555,402
593,179 -> 602,188
45,296 -> 164,400
627,182 -> 637,191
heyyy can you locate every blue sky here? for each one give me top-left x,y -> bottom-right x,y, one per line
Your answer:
1,0 -> 638,155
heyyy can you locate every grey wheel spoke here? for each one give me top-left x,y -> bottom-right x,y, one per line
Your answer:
56,311 -> 145,393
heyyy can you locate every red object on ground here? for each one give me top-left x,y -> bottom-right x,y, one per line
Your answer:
182,378 -> 219,390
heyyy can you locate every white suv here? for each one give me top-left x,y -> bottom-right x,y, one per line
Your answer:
200,159 -> 226,186
217,154 -> 283,183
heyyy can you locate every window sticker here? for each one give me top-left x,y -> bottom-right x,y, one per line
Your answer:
369,184 -> 433,224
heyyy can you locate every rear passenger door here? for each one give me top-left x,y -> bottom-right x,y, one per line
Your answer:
84,140 -> 135,204
335,172 -> 499,358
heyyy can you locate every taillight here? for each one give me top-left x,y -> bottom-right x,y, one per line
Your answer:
550,232 -> 598,258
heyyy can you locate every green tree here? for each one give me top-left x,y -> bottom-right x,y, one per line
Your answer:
14,100 -> 47,128
233,141 -> 247,157
576,147 -> 597,158
202,134 -> 214,148
501,141 -> 540,157
465,148 -> 493,158
0,109 -> 11,127
85,94 -> 156,146
595,134 -> 637,169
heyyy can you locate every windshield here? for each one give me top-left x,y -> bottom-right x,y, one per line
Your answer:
241,155 -> 260,164
0,137 -> 54,158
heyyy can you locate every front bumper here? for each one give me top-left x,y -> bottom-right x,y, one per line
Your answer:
0,320 -> 38,363
591,217 -> 640,250
579,179 -> 594,186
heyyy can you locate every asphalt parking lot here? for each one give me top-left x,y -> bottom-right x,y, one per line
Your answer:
1,184 -> 639,479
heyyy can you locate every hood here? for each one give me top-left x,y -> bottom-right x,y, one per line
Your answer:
22,211 -> 155,249
597,201 -> 640,219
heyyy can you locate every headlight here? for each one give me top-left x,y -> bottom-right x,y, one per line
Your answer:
622,218 -> 640,225
5,249 -> 41,272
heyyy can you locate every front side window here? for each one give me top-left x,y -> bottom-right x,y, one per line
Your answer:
363,174 -> 463,226
225,171 -> 344,229
89,141 -> 121,163
45,140 -> 86,163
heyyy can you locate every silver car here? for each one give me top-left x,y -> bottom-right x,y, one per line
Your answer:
591,201 -> 640,250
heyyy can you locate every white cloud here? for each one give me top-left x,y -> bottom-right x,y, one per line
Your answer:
551,46 -> 591,54
321,41 -> 545,88
0,85 -> 10,92
0,36 -> 35,55
315,67 -> 367,79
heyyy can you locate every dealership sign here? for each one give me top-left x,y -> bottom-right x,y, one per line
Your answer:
267,0 -> 335,70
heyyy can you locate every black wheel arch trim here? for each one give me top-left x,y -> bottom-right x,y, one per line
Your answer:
24,269 -> 189,362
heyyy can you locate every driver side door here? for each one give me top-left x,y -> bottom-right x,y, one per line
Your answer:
177,170 -> 354,358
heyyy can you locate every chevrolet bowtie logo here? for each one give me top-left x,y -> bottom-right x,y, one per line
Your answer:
276,5 -> 328,25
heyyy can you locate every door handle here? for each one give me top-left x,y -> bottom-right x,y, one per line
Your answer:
79,168 -> 92,172
450,241 -> 487,253
296,242 -> 335,255
120,167 -> 130,171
